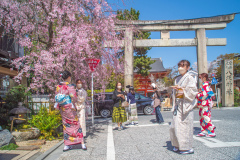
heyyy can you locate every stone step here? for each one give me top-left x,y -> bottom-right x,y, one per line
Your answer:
16,145 -> 40,151
26,140 -> 46,146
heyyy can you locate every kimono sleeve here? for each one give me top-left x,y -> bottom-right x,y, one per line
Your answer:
197,83 -> 214,100
68,86 -> 77,102
171,79 -> 177,112
183,75 -> 198,102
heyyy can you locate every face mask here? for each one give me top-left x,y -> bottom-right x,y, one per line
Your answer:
117,86 -> 122,89
77,84 -> 82,88
178,67 -> 187,75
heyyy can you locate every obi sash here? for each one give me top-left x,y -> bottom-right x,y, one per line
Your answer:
55,94 -> 72,106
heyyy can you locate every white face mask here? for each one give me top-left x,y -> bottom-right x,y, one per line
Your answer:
117,86 -> 122,89
178,67 -> 187,75
77,84 -> 82,89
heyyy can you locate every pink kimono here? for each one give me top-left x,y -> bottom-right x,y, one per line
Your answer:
55,82 -> 84,145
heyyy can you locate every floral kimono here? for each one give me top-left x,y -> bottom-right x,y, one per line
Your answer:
196,81 -> 215,134
169,72 -> 198,150
55,82 -> 84,146
75,88 -> 87,137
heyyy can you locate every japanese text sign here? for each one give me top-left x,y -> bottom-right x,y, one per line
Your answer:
87,59 -> 100,72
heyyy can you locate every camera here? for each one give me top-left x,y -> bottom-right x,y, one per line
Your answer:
126,85 -> 134,90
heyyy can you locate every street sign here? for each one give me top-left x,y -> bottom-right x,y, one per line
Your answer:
86,58 -> 100,126
211,73 -> 216,77
211,77 -> 218,85
87,59 -> 100,72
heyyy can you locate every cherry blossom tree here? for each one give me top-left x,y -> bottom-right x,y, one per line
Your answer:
192,61 -> 218,75
149,74 -> 168,91
0,0 -> 123,99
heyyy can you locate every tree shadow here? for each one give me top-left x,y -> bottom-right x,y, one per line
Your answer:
84,120 -> 109,141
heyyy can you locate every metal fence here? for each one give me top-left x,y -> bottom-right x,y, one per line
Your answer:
27,101 -> 53,116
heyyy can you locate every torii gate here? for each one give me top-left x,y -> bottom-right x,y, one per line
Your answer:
105,14 -> 235,88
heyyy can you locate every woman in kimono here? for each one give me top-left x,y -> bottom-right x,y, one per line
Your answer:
196,73 -> 216,137
151,83 -> 164,124
55,70 -> 87,151
127,86 -> 138,125
169,60 -> 198,154
112,82 -> 127,131
75,79 -> 87,137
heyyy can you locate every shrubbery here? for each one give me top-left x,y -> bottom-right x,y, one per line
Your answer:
28,107 -> 62,140
86,89 -> 114,97
0,143 -> 19,150
234,89 -> 240,107
0,85 -> 32,127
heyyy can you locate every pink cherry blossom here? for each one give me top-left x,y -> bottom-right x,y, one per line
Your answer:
0,0 -> 124,100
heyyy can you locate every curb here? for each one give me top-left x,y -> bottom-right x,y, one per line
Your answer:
35,140 -> 64,160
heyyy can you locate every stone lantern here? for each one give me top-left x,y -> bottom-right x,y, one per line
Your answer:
9,102 -> 31,124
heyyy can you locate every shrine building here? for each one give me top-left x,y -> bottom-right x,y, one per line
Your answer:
134,58 -> 171,97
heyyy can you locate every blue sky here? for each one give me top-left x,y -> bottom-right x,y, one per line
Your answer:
108,0 -> 240,69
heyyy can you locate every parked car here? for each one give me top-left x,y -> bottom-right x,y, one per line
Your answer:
91,92 -> 153,118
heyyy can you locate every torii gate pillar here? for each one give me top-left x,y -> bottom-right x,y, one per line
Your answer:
124,28 -> 134,87
196,28 -> 208,74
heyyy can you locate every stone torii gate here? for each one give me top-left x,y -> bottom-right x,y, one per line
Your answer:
105,14 -> 235,87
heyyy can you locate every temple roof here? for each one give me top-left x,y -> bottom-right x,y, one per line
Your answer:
134,57 -> 167,73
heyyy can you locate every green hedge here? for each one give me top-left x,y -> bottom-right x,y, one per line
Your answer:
86,89 -> 114,97
234,89 -> 240,107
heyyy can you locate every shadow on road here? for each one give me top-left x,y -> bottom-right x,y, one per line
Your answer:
163,141 -> 174,152
193,127 -> 201,135
150,119 -> 157,123
113,126 -> 130,130
85,120 -> 109,141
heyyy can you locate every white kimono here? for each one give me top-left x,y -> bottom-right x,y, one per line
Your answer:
75,88 -> 87,137
169,72 -> 198,150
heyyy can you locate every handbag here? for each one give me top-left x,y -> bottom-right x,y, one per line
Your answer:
122,101 -> 129,108
173,75 -> 189,116
155,91 -> 164,102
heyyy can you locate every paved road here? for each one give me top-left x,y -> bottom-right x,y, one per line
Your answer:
47,107 -> 240,160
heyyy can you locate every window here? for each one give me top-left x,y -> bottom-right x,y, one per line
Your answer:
0,74 -> 10,98
105,94 -> 113,100
135,94 -> 140,99
140,94 -> 147,99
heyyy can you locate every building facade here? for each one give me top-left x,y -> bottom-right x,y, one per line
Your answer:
0,34 -> 24,98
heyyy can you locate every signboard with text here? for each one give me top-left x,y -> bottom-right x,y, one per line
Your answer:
87,59 -> 100,72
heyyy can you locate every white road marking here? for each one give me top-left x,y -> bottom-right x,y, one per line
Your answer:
125,120 -> 221,128
218,107 -> 240,110
193,120 -> 221,123
107,122 -> 115,160
193,136 -> 240,148
125,123 -> 169,127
